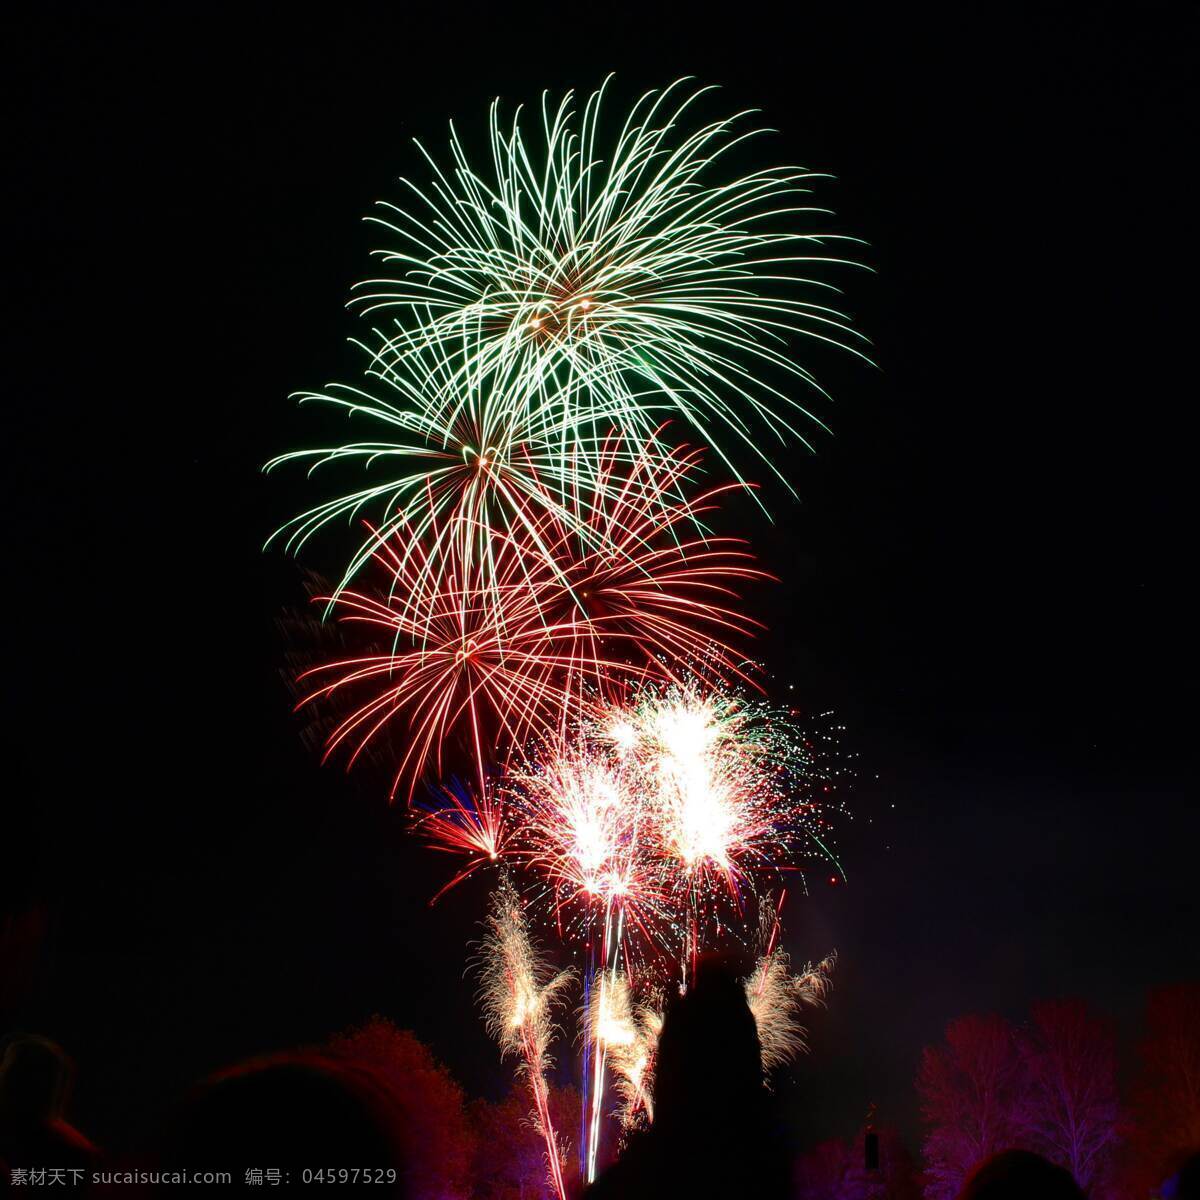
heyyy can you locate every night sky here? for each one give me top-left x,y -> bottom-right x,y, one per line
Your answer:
6,4 -> 1195,1157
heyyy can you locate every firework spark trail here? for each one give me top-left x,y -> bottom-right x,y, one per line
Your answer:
794,952 -> 838,1010
618,1000 -> 663,1128
353,79 -> 870,484
294,439 -> 771,800
293,516 -> 635,801
583,904 -> 630,1182
478,879 -> 573,1200
617,685 -> 814,941
583,967 -> 627,1178
587,970 -> 662,1130
744,900 -> 837,1074
267,332 -> 665,606
268,81 -> 869,601
585,969 -> 609,1182
411,781 -> 507,902
424,685 -> 850,968
268,77 -> 864,1188
745,950 -> 807,1072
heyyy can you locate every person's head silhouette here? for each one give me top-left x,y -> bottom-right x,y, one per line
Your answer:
155,1052 -> 409,1194
1168,1150 -> 1200,1200
588,953 -> 787,1200
958,1149 -> 1085,1199
0,1033 -> 97,1169
652,954 -> 763,1133
0,1034 -> 73,1124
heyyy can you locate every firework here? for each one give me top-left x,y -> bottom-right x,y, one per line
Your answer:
619,686 -> 805,909
502,731 -> 659,1181
744,899 -> 837,1073
585,971 -> 663,1131
353,78 -> 869,488
266,331 -> 651,602
478,878 -> 574,1200
430,684 -> 850,965
295,440 -> 768,799
412,781 -> 508,902
293,515 -> 631,800
508,739 -> 668,952
503,730 -> 662,1181
515,436 -> 770,694
268,81 -> 868,600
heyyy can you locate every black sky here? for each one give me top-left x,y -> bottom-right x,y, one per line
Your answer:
5,2 -> 1195,1155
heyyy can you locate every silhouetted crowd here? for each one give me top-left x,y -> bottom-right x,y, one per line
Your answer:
2,962 -> 1197,1197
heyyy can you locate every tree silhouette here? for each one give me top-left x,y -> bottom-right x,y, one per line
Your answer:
1019,999 -> 1120,1196
1127,983 -> 1200,1192
470,1085 -> 581,1200
872,1125 -> 924,1200
326,1015 -> 476,1199
917,1014 -> 1029,1199
794,1127 -> 921,1200
796,1136 -> 857,1200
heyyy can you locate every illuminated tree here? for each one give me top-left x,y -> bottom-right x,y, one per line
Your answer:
1019,999 -> 1120,1195
872,1126 -> 924,1200
794,1127 -> 921,1200
917,1014 -> 1029,1200
1127,983 -> 1200,1191
794,1137 -> 857,1200
470,1085 -> 582,1200
326,1016 -> 476,1199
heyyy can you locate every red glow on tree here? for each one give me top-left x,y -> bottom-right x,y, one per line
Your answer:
794,1126 -> 921,1200
1127,983 -> 1200,1193
326,1016 -> 476,1199
1020,999 -> 1121,1196
469,1085 -> 582,1200
917,1014 -> 1029,1200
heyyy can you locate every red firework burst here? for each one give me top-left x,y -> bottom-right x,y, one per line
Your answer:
298,524 -> 626,801
412,781 -> 509,902
298,436 -> 767,801
517,435 -> 771,695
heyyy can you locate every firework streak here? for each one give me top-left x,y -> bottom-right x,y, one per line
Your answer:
293,439 -> 770,799
429,687 -> 848,1179
271,80 -> 865,1189
478,879 -> 573,1200
745,896 -> 838,1073
268,79 -> 868,601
